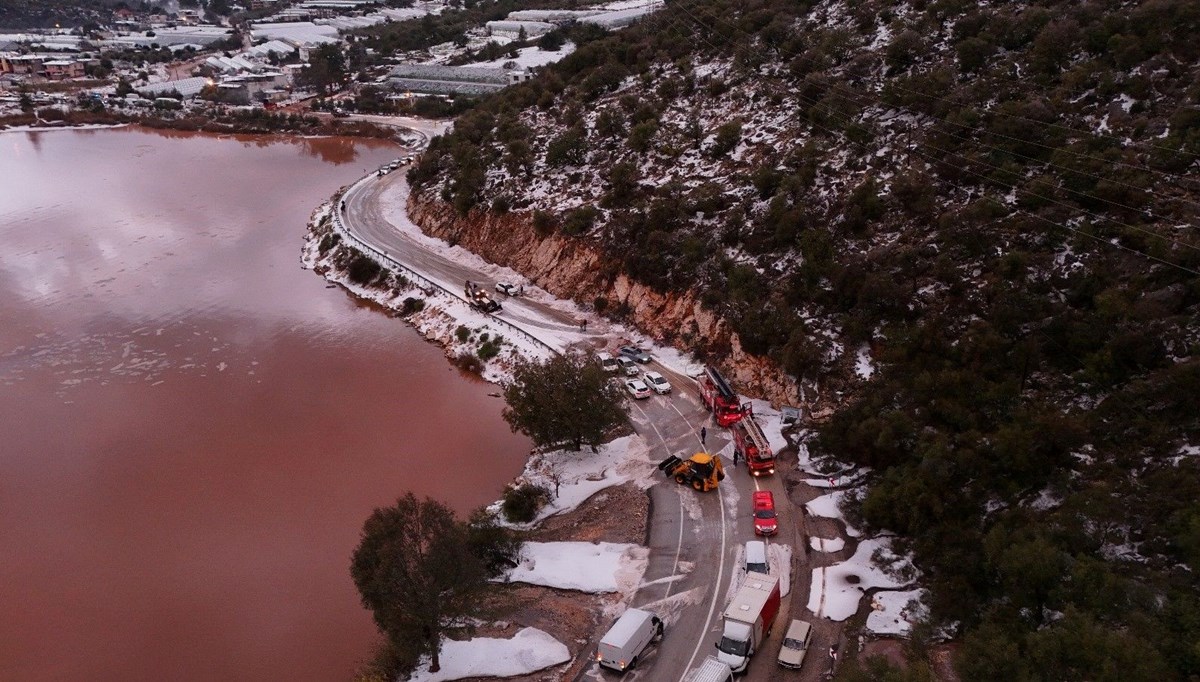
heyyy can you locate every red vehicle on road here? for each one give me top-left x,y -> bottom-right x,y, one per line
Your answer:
752,490 -> 778,536
699,366 -> 746,428
733,412 -> 776,476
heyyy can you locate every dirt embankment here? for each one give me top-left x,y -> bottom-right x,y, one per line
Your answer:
407,191 -> 800,406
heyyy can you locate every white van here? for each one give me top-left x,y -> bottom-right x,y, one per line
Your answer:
598,352 -> 619,373
744,540 -> 769,574
684,655 -> 735,682
596,608 -> 664,672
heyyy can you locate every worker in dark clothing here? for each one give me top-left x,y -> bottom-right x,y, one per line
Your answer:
700,426 -> 707,446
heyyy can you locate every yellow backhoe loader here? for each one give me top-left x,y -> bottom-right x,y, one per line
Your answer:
658,452 -> 725,492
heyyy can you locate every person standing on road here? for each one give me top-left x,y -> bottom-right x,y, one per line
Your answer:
733,448 -> 740,466
700,426 -> 707,447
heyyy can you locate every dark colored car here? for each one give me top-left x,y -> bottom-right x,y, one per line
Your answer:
619,345 -> 652,363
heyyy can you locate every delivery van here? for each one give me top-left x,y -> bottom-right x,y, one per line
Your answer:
596,607 -> 664,672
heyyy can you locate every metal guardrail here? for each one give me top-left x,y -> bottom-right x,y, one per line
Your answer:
329,176 -> 559,356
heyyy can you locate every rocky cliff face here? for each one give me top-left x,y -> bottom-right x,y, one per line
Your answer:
407,190 -> 801,407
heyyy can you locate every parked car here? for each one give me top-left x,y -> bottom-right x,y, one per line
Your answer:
625,379 -> 652,400
744,540 -> 769,574
495,282 -> 519,296
643,370 -> 672,394
777,619 -> 814,670
752,490 -> 778,536
598,352 -> 619,373
619,345 -> 652,363
617,357 -> 640,376
596,608 -> 664,672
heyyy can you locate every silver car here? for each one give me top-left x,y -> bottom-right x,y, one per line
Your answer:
777,619 -> 813,670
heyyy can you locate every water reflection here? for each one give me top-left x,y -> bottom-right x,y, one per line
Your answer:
0,128 -> 531,682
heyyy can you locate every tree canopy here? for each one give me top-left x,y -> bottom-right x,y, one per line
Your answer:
502,352 -> 628,451
350,494 -> 500,675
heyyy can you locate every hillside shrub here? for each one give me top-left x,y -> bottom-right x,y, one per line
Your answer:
501,483 -> 551,523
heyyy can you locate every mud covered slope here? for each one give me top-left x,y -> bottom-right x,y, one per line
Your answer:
408,0 -> 1200,677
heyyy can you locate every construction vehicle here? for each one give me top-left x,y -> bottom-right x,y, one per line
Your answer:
658,452 -> 725,491
715,571 -> 781,673
699,366 -> 747,427
732,411 -> 776,476
464,280 -> 501,313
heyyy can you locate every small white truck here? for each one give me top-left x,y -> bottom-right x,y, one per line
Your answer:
715,571 -> 781,673
596,607 -> 664,672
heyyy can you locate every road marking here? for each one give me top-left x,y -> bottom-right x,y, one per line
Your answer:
632,402 -> 686,601
678,468 -> 728,682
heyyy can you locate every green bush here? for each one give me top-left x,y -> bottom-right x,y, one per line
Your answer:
501,483 -> 551,523
347,253 -> 384,285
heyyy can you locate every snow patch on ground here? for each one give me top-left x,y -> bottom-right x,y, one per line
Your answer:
866,589 -> 929,637
805,486 -> 862,537
496,435 -> 657,526
854,344 -> 875,379
471,43 -> 577,69
806,537 -> 915,621
503,541 -> 648,593
810,536 -> 846,553
406,627 -> 570,681
768,542 -> 793,597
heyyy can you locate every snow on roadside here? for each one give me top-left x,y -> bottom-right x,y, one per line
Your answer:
406,627 -> 569,682
374,177 -> 705,370
303,203 -> 553,382
807,537 -> 916,621
494,435 -> 657,526
810,536 -> 845,553
866,589 -> 929,637
503,541 -> 648,594
768,542 -> 793,597
805,489 -> 862,537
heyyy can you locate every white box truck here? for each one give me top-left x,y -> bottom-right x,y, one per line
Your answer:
596,607 -> 664,672
715,571 -> 781,673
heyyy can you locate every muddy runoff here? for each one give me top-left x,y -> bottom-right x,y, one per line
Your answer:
0,127 -> 533,682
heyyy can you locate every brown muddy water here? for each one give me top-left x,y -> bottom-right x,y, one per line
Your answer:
0,127 -> 532,682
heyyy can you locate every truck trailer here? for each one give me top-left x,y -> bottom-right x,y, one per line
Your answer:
715,571 -> 781,673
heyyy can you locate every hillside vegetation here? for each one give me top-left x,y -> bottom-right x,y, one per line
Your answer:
409,0 -> 1200,679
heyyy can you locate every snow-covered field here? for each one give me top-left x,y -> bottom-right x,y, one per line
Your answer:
406,628 -> 570,682
493,434 -> 658,525
503,541 -> 649,594
806,537 -> 916,621
866,589 -> 929,637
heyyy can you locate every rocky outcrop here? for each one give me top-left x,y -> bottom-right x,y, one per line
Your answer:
407,191 -> 800,406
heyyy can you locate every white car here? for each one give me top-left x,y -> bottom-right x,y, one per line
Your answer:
777,619 -> 813,670
617,357 -> 640,376
643,371 -> 671,394
625,379 -> 652,400
495,282 -> 519,296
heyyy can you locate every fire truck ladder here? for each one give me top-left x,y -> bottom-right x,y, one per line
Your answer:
705,365 -> 738,401
740,413 -> 773,458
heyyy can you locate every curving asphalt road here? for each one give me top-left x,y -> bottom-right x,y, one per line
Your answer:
335,117 -> 834,682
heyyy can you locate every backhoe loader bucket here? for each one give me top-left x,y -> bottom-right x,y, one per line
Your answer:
658,455 -> 683,474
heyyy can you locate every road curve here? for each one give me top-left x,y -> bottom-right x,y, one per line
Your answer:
333,118 -> 810,682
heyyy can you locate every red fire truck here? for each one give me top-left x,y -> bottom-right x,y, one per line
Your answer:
733,412 -> 776,476
699,366 -> 746,428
